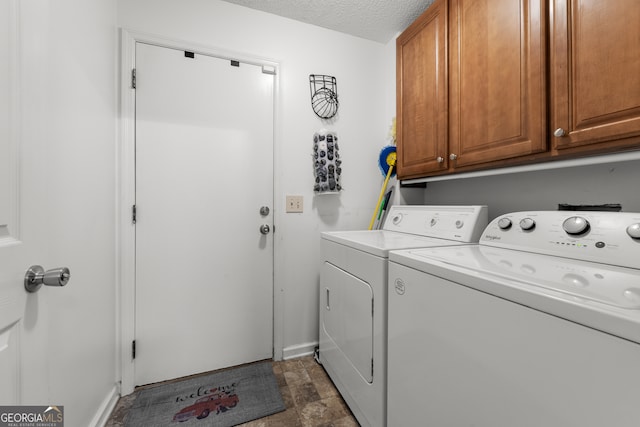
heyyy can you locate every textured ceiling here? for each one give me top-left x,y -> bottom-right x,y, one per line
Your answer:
219,0 -> 436,43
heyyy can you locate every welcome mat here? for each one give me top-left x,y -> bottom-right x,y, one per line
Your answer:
124,361 -> 285,426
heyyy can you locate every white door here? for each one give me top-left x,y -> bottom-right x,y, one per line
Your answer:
0,0 -> 48,404
0,2 -> 24,402
134,43 -> 275,386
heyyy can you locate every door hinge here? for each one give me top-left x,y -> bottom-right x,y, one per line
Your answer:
371,359 -> 374,378
132,340 -> 136,359
372,298 -> 374,316
132,205 -> 137,224
131,68 -> 136,89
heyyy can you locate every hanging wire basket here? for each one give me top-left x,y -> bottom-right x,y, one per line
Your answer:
309,75 -> 339,119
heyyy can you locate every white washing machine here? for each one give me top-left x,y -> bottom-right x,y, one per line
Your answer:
388,210 -> 640,427
319,205 -> 488,427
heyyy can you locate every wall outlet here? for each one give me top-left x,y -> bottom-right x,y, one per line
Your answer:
286,195 -> 303,213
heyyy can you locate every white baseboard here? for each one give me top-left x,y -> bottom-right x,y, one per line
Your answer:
90,384 -> 120,427
282,341 -> 318,360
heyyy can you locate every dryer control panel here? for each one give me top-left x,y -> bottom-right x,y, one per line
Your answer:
482,211 -> 640,269
383,205 -> 488,243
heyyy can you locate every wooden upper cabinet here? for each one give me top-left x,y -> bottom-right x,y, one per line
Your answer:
396,0 -> 448,179
448,0 -> 547,168
396,1 -> 639,181
550,0 -> 640,153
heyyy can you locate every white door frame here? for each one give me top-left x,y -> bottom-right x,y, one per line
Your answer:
117,29 -> 283,396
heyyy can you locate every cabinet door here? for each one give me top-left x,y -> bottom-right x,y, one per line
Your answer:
396,0 -> 448,179
449,0 -> 546,168
550,0 -> 640,153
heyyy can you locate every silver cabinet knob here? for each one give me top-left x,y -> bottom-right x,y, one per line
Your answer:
449,153 -> 458,160
554,128 -> 566,137
436,156 -> 444,163
259,224 -> 271,235
24,265 -> 71,293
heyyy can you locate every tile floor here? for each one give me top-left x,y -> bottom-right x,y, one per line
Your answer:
105,356 -> 359,427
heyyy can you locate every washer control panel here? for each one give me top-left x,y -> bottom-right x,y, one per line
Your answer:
481,211 -> 640,269
383,205 -> 488,243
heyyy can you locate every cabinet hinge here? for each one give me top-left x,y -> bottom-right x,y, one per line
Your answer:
132,340 -> 136,359
131,68 -> 136,89
132,205 -> 137,224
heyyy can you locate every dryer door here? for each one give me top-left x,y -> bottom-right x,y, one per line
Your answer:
321,262 -> 373,383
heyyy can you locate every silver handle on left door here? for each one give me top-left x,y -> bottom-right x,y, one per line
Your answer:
24,265 -> 71,293
259,224 -> 271,235
554,128 -> 566,137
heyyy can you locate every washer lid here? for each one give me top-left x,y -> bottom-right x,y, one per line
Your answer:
390,245 -> 640,343
392,245 -> 640,309
322,230 -> 469,258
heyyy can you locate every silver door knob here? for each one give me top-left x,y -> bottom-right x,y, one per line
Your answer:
259,224 -> 271,235
449,153 -> 458,160
24,265 -> 71,293
436,156 -> 444,163
554,128 -> 566,137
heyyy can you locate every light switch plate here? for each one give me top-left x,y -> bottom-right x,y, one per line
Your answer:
286,195 -> 303,213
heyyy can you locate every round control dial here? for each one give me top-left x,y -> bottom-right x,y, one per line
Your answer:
562,216 -> 590,235
519,217 -> 536,231
497,218 -> 512,230
627,223 -> 640,239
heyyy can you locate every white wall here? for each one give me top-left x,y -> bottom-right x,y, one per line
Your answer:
17,0 -> 118,425
420,158 -> 640,219
117,0 -> 393,358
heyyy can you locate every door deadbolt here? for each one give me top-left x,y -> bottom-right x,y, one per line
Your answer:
260,206 -> 270,216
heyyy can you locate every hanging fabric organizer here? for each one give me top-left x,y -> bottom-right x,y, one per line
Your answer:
313,130 -> 342,193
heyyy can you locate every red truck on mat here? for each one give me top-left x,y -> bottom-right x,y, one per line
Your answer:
173,391 -> 239,422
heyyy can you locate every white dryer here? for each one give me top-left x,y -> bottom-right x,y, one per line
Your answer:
319,205 -> 488,427
388,211 -> 640,427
